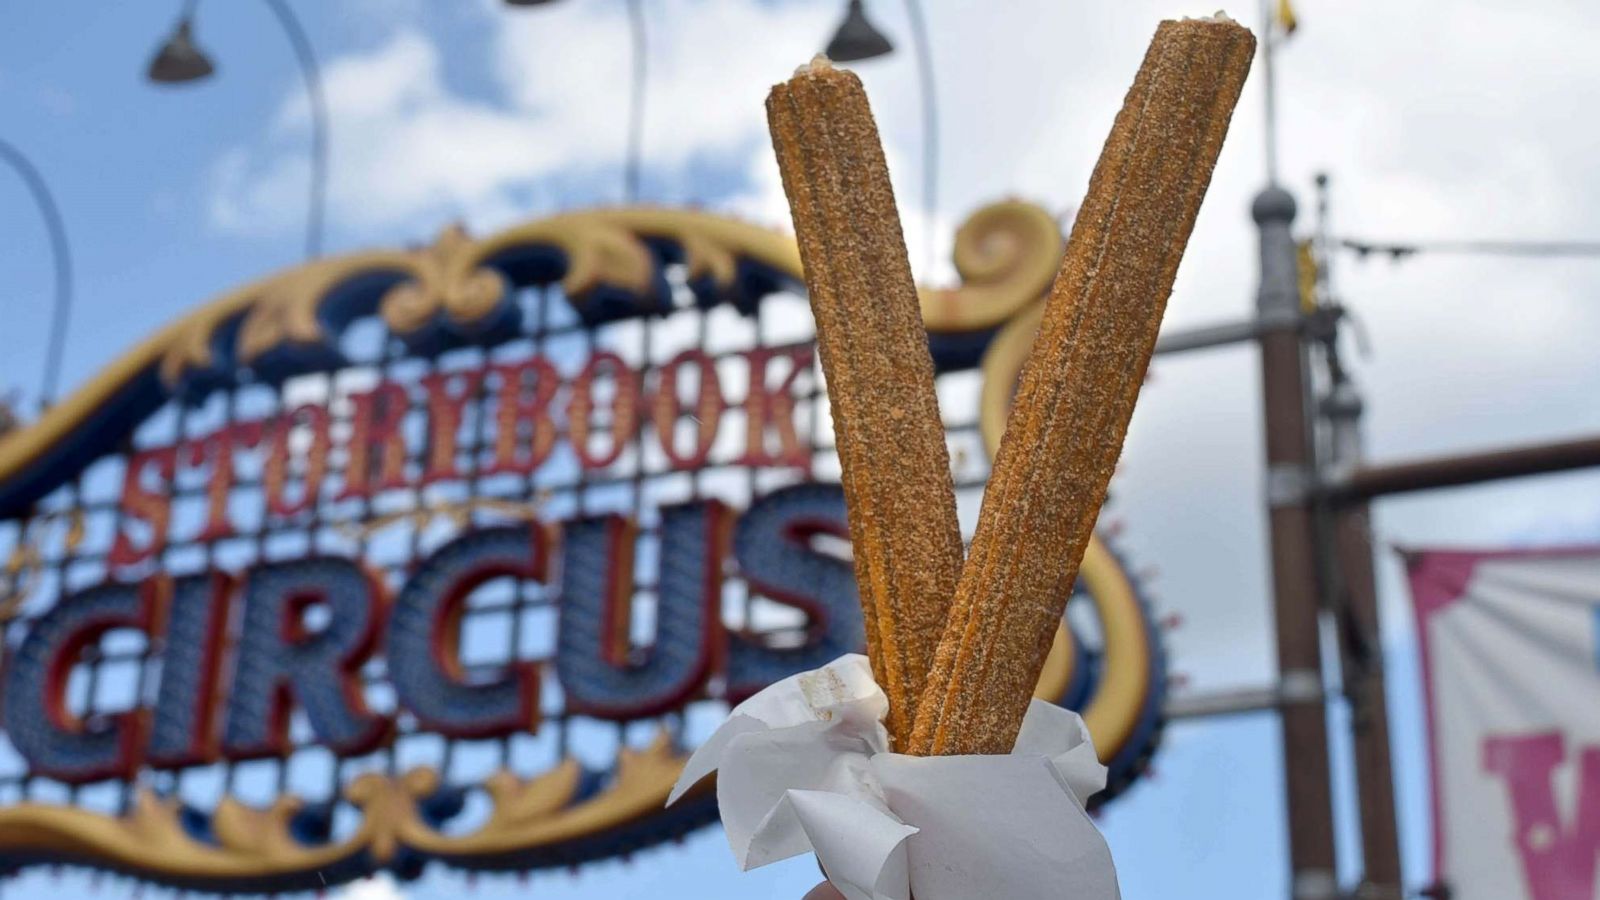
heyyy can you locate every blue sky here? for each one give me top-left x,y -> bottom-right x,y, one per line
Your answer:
5,0 -> 1600,898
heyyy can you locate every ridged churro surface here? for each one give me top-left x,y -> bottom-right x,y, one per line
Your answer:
909,18 -> 1256,756
766,59 -> 965,747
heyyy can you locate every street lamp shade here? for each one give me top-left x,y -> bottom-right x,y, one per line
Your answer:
147,19 -> 215,84
825,0 -> 894,62
503,0 -> 564,6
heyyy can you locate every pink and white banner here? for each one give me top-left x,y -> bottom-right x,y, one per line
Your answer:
1408,547 -> 1600,900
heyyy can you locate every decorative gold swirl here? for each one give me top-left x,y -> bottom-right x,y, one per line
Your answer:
919,200 -> 1063,333
0,783 -> 402,884
379,224 -> 509,335
0,510 -> 81,622
397,733 -> 690,858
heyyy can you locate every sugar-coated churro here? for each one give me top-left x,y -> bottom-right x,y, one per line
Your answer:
766,57 -> 965,747
909,17 -> 1256,756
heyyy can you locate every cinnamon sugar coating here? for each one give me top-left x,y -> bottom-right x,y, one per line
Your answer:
766,65 -> 965,747
908,18 -> 1256,756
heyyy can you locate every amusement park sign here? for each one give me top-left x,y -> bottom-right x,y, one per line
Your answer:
0,202 -> 1164,891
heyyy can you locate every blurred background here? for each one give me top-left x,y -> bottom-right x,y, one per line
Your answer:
3,1 -> 1599,898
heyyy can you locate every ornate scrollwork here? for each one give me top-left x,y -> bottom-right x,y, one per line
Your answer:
0,510 -> 80,623
0,733 -> 692,890
379,224 -> 509,337
919,200 -> 1064,333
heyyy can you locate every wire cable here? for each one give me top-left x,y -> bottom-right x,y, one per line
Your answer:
902,0 -> 938,275
1338,237 -> 1600,260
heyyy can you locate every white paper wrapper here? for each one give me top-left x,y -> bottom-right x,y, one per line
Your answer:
667,654 -> 1121,900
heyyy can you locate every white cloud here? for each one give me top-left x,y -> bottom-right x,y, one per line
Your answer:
336,873 -> 406,900
208,0 -> 1600,692
209,1 -> 840,244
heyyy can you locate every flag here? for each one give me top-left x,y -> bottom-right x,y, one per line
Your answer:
1407,546 -> 1600,899
1296,240 -> 1318,311
1277,0 -> 1299,35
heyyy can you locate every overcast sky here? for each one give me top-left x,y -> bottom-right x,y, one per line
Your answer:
4,0 -> 1600,897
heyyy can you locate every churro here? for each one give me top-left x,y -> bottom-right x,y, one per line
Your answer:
909,17 -> 1256,756
766,57 -> 965,747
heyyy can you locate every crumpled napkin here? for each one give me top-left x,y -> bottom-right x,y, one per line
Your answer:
667,654 -> 1121,900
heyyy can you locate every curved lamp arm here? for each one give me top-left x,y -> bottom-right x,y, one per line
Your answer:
150,0 -> 328,259
261,0 -> 329,259
0,138 -> 74,410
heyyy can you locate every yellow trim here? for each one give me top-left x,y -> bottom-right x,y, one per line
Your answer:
978,298 -> 1047,459
1031,622 -> 1075,702
917,200 -> 1063,332
0,732 -> 689,884
1078,535 -> 1152,759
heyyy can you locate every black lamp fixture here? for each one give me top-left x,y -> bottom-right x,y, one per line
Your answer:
147,18 -> 216,84
825,0 -> 894,62
145,0 -> 328,259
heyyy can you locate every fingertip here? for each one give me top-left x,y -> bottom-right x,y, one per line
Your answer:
802,882 -> 847,900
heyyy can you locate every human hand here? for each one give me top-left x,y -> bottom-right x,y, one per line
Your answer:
802,882 -> 846,900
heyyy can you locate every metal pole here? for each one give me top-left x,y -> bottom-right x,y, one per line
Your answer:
902,0 -> 938,275
1324,384 -> 1406,899
0,138 -> 74,410
262,0 -> 328,259
1254,184 -> 1339,899
1312,172 -> 1404,899
1335,435 -> 1600,501
1258,0 -> 1280,185
1165,680 -> 1327,721
1153,316 -> 1274,356
623,0 -> 646,205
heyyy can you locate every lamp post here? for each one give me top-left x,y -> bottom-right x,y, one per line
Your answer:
147,0 -> 329,260
624,0 -> 646,205
504,0 -> 643,206
0,139 -> 74,412
823,0 -> 938,275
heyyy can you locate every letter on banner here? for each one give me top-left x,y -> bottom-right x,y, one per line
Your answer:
221,558 -> 392,758
146,572 -> 234,768
387,525 -> 549,737
1,581 -> 159,783
556,501 -> 728,719
1482,731 -> 1600,900
726,483 -> 863,699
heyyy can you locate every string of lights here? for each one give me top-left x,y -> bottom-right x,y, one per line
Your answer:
1337,237 -> 1600,261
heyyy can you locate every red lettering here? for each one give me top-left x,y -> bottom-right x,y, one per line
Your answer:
486,357 -> 560,476
109,447 -> 176,567
738,345 -> 812,470
264,404 -> 330,517
1483,731 -> 1600,899
338,383 -> 410,499
653,349 -> 725,469
420,370 -> 484,483
567,351 -> 639,469
187,422 -> 263,541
